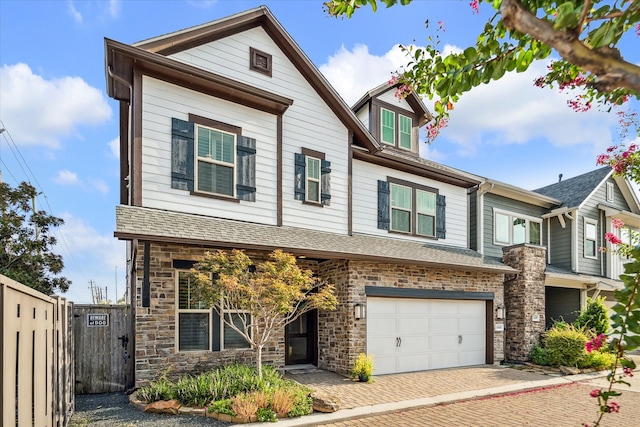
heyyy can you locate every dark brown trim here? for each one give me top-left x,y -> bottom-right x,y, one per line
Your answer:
387,177 -> 438,238
348,136 -> 353,236
188,114 -> 242,134
351,82 -> 432,127
486,300 -> 495,364
365,286 -> 494,300
132,69 -> 143,207
119,102 -> 129,205
106,38 -> 293,115
114,231 -> 512,274
189,191 -> 240,203
303,200 -> 323,208
301,147 -> 325,160
352,149 -> 480,189
372,98 -> 420,152
249,47 -> 273,77
388,176 -> 438,195
277,115 -> 283,227
142,242 -> 150,307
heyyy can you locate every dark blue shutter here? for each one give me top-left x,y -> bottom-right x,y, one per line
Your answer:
377,180 -> 390,230
436,194 -> 446,239
171,118 -> 195,191
236,136 -> 256,201
212,308 -> 221,352
294,153 -> 306,201
321,159 -> 331,206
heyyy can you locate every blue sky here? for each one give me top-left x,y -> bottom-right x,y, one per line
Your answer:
1,0 -> 638,303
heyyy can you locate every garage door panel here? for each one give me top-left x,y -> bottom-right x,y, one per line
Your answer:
366,297 -> 487,375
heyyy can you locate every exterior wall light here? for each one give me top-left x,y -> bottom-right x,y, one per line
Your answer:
496,304 -> 506,320
354,303 -> 366,320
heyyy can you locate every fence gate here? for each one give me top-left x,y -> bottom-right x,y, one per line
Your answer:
73,305 -> 133,394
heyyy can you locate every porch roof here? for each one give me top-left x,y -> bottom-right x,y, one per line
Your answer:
115,205 -> 515,274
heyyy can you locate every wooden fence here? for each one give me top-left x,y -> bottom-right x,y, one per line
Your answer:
1,274 -> 74,427
73,304 -> 133,394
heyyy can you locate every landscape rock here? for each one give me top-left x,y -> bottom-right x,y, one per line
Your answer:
559,366 -> 580,375
312,391 -> 341,413
144,399 -> 182,415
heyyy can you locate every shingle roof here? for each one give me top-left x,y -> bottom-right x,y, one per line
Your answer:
533,167 -> 612,208
115,205 -> 515,274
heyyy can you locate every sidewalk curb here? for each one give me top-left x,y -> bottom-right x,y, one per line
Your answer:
255,371 -> 610,426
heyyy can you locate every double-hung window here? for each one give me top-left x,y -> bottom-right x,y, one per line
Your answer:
176,271 -> 251,352
306,156 -> 321,203
380,107 -> 413,150
381,108 -> 396,146
399,115 -> 412,150
196,125 -> 235,197
494,210 -> 542,246
584,219 -> 598,258
389,181 -> 439,237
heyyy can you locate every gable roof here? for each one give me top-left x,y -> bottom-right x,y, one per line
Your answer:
105,6 -> 381,153
351,81 -> 432,127
533,167 -> 612,209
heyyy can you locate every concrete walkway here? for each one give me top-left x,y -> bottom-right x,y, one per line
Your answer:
260,364 -> 613,427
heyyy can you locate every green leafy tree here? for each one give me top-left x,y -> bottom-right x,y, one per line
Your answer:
325,0 -> 639,140
191,249 -> 338,379
575,296 -> 610,335
0,181 -> 71,295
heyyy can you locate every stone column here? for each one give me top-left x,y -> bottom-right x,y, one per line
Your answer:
502,244 -> 547,362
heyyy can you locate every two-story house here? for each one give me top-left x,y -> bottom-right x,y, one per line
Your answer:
105,6 -> 514,386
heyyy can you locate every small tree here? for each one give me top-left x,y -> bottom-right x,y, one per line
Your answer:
575,296 -> 610,336
0,181 -> 71,294
191,249 -> 338,378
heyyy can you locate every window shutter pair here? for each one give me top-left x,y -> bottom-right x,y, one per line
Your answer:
376,180 -> 446,238
171,118 -> 256,201
294,153 -> 331,206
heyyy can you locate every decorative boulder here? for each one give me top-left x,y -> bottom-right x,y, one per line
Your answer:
144,399 -> 182,415
312,391 -> 341,413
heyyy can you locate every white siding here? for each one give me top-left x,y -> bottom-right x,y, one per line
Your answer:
158,27 -> 349,233
378,90 -> 413,112
355,104 -> 369,129
352,159 -> 469,247
141,76 -> 278,225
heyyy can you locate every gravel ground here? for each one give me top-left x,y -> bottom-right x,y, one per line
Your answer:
69,393 -> 231,427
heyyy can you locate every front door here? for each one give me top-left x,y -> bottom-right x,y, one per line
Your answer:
285,310 -> 317,365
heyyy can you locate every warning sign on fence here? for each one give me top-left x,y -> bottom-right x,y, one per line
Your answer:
87,313 -> 109,327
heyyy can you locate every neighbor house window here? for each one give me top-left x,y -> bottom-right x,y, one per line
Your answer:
176,271 -> 251,352
196,125 -> 235,197
399,115 -> 412,150
381,108 -> 395,145
494,210 -> 542,246
584,219 -> 598,258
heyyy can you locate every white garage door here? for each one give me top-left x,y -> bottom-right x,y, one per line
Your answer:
366,297 -> 486,375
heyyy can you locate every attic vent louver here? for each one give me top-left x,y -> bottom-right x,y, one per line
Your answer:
250,47 -> 272,77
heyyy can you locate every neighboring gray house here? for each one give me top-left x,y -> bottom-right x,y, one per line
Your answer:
534,167 -> 640,324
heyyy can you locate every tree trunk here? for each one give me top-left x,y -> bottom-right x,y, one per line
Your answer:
256,345 -> 263,379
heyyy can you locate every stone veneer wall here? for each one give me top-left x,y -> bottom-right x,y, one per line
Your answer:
318,260 -> 505,375
133,243 -> 291,386
502,244 -> 547,362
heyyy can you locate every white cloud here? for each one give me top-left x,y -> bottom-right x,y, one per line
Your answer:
0,63 -> 111,148
67,1 -> 82,23
188,0 -> 218,9
108,137 -> 120,159
320,44 -> 408,106
53,169 -> 80,186
91,179 -> 109,195
107,0 -> 122,18
54,213 -> 126,303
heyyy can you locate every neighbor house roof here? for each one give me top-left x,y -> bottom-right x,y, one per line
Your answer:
533,167 -> 612,209
115,205 -> 515,274
545,264 -> 623,290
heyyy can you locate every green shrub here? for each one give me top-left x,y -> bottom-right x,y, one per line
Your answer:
577,350 -> 616,370
574,296 -> 610,335
257,407 -> 277,422
136,378 -> 174,402
208,399 -> 235,416
529,345 -> 551,366
544,324 -> 589,367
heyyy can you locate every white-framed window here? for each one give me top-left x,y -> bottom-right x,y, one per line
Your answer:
176,271 -> 251,352
416,189 -> 436,237
306,156 -> 321,203
381,108 -> 395,145
390,183 -> 412,232
196,125 -> 236,197
493,209 -> 542,246
399,115 -> 412,150
606,182 -> 614,203
584,219 -> 598,259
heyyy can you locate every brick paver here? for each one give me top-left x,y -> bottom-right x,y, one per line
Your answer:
319,382 -> 640,426
287,365 -> 559,409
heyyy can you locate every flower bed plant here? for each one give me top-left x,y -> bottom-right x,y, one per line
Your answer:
136,364 -> 313,421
